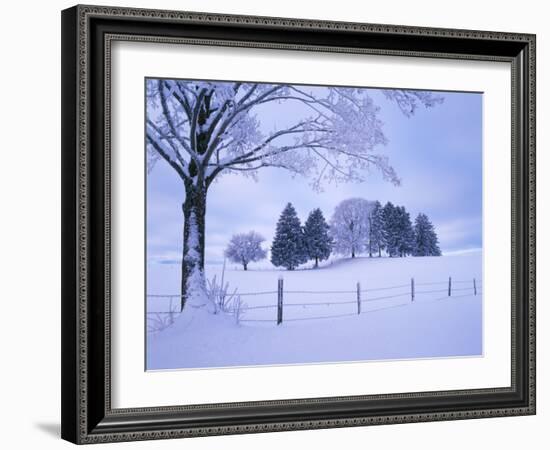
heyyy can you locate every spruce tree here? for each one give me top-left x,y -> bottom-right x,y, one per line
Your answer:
395,206 -> 414,257
413,213 -> 442,256
303,208 -> 332,268
271,203 -> 308,270
382,202 -> 398,257
368,201 -> 385,257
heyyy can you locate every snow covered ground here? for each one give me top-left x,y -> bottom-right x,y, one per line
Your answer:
146,252 -> 482,370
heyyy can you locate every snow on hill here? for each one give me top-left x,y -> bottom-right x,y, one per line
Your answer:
147,252 -> 482,370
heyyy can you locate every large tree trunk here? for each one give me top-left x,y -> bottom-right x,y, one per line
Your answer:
180,182 -> 207,310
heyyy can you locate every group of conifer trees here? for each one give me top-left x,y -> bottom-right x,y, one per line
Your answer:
270,200 -> 441,270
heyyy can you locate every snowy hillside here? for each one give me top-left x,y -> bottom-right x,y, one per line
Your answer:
147,252 -> 482,370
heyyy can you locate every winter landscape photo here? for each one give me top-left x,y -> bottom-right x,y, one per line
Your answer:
145,78 -> 483,371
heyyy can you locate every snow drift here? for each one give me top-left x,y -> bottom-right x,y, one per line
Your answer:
147,252 -> 482,370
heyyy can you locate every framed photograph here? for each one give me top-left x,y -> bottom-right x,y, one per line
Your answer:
61,4 -> 536,444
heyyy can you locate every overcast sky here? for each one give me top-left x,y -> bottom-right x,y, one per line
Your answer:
146,83 -> 482,264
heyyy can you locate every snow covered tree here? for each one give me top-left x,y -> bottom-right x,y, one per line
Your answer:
224,231 -> 267,270
303,208 -> 332,268
381,203 -> 415,257
368,200 -> 385,257
271,203 -> 308,270
413,213 -> 442,256
330,198 -> 375,258
394,206 -> 415,257
381,202 -> 399,257
146,79 -> 442,306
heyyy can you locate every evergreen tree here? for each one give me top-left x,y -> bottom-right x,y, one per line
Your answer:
382,202 -> 399,257
382,203 -> 414,257
271,203 -> 308,270
395,206 -> 414,257
303,208 -> 332,268
368,201 -> 385,257
413,213 -> 442,256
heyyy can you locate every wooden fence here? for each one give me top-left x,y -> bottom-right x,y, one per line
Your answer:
147,276 -> 481,329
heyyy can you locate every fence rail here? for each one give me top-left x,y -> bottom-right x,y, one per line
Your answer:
147,275 -> 482,329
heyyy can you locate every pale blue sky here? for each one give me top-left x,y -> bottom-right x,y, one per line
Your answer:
146,83 -> 482,264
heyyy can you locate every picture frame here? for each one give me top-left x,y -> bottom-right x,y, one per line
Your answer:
61,4 -> 536,444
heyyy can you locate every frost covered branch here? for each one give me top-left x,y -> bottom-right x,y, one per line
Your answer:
146,79 -> 443,188
205,262 -> 247,324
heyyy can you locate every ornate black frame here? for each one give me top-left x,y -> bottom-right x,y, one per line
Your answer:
61,4 -> 536,444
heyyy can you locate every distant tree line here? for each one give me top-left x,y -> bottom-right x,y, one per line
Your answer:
225,199 -> 441,271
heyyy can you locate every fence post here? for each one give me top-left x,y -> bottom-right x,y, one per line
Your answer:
277,278 -> 280,325
448,276 -> 452,297
473,278 -> 477,296
357,282 -> 361,315
277,277 -> 283,325
411,277 -> 415,302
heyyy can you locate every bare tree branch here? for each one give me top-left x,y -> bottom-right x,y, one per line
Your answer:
147,79 -> 442,189
146,131 -> 188,181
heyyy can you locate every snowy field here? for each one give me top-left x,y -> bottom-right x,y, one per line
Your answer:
146,252 -> 482,370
